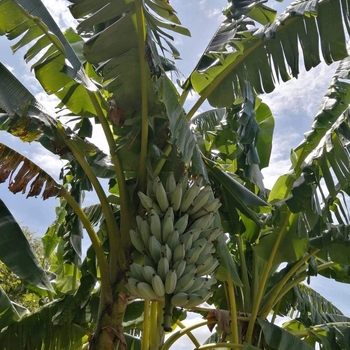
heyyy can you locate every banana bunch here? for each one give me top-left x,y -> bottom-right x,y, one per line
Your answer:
126,172 -> 222,320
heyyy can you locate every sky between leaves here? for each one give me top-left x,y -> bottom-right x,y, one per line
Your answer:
0,1 -> 349,347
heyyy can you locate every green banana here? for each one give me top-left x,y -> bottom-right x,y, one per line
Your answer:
180,231 -> 193,252
198,228 -> 212,240
143,253 -> 156,269
129,263 -> 145,282
186,185 -> 212,216
191,199 -> 221,220
130,229 -> 146,253
186,276 -> 206,294
195,253 -> 213,266
149,208 -> 162,241
203,277 -> 217,288
157,255 -> 170,280
136,215 -> 143,230
174,214 -> 189,235
171,292 -> 189,307
139,218 -> 151,246
166,229 -> 179,252
154,177 -> 169,212
180,178 -> 201,212
166,172 -> 176,199
161,207 -> 174,242
190,208 -> 207,220
142,265 -> 157,283
151,273 -> 165,298
196,289 -> 212,303
136,281 -> 159,300
200,241 -> 214,256
207,227 -> 222,242
185,228 -> 202,242
174,259 -> 187,279
182,263 -> 197,276
172,242 -> 186,263
186,244 -> 205,265
178,171 -> 189,193
196,258 -> 219,276
171,182 -> 183,211
202,197 -> 222,213
192,237 -> 208,248
134,172 -> 219,309
148,234 -> 162,262
161,243 -> 172,262
174,273 -> 196,294
183,294 -> 203,308
138,191 -> 162,216
125,277 -> 139,296
165,268 -> 177,294
189,212 -> 214,230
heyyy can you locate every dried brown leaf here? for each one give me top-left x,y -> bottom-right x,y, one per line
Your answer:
0,143 -> 62,200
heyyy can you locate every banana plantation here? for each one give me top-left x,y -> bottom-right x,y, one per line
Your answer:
1,0 -> 350,349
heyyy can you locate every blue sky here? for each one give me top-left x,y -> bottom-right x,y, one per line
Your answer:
0,0 -> 349,347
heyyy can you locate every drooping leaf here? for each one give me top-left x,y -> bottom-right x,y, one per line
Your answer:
204,157 -> 268,225
191,108 -> 226,133
258,318 -> 314,350
0,62 -> 115,178
255,99 -> 274,169
0,286 -> 22,330
0,198 -> 53,291
224,0 -> 277,24
157,75 -> 199,167
216,234 -> 243,287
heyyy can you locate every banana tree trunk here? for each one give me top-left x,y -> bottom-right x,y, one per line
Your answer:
90,292 -> 128,350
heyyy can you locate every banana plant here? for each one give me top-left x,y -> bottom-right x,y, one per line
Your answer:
0,0 -> 350,349
180,50 -> 350,349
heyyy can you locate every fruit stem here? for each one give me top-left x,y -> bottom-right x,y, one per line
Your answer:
142,300 -> 150,350
163,294 -> 174,332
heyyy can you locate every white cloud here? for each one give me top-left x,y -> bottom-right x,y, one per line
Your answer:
206,8 -> 224,19
260,61 -> 338,190
198,0 -> 225,20
262,62 -> 336,122
31,149 -> 66,180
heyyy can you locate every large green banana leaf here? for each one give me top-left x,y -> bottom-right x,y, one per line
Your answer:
0,295 -> 89,350
0,0 -> 107,118
285,284 -> 346,325
68,0 -> 190,112
258,318 -> 314,350
185,0 -> 350,108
